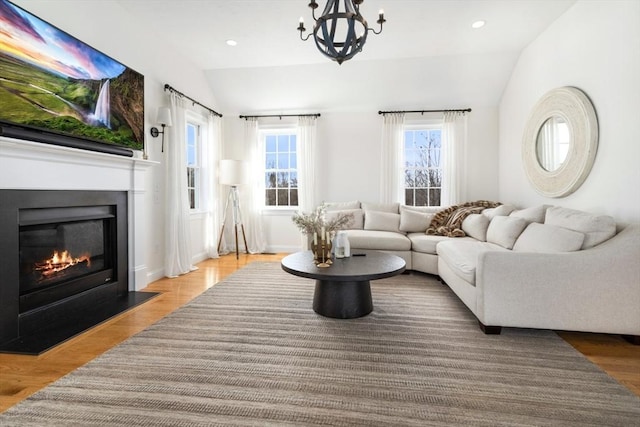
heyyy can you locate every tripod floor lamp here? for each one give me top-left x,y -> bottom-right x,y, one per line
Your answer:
217,159 -> 249,259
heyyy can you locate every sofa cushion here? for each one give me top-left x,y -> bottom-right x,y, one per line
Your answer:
461,214 -> 490,241
325,209 -> 364,230
482,204 -> 515,220
324,201 -> 360,211
509,205 -> 549,224
544,206 -> 616,249
513,223 -> 584,253
401,205 -> 441,214
437,240 -> 507,285
409,233 -> 475,254
486,216 -> 528,249
364,210 -> 401,233
361,202 -> 399,214
399,206 -> 433,233
345,229 -> 411,251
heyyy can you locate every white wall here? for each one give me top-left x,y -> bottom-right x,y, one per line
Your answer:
9,1 -> 512,259
11,0 -> 219,282
499,0 -> 640,224
222,108 -> 499,252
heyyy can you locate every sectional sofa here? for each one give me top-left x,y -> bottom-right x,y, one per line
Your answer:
324,201 -> 640,341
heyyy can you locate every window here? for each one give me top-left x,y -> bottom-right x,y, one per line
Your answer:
263,130 -> 298,207
403,125 -> 442,206
186,121 -> 201,210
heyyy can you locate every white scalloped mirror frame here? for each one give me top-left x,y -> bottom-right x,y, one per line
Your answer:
522,86 -> 598,198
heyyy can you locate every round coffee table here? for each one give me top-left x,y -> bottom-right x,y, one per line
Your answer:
281,250 -> 406,319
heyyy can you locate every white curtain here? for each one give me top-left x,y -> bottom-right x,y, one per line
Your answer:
242,118 -> 267,253
164,93 -> 197,277
297,116 -> 318,212
380,113 -> 405,204
202,113 -> 222,258
441,111 -> 468,207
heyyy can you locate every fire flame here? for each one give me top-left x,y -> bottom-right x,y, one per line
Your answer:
35,250 -> 91,277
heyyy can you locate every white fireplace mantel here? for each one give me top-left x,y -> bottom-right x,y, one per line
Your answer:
0,137 -> 158,291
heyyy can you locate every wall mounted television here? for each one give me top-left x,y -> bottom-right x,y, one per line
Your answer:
0,0 -> 144,156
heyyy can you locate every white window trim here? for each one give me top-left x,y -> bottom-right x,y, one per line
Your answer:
259,126 -> 299,212
403,119 -> 445,207
186,112 -> 205,214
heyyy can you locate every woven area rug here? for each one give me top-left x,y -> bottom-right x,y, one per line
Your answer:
2,262 -> 639,426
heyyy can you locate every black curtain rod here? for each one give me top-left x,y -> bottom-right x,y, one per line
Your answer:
164,84 -> 223,117
378,108 -> 472,115
239,113 -> 321,120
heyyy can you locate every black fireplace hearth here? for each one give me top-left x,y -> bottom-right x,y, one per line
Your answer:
0,190 -> 157,355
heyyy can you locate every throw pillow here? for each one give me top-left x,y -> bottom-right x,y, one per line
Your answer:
509,205 -> 550,224
364,210 -> 401,233
486,216 -> 528,249
482,204 -> 515,220
544,206 -> 616,249
513,223 -> 585,253
325,209 -> 364,230
461,214 -> 490,241
324,201 -> 360,211
361,202 -> 400,214
399,207 -> 433,233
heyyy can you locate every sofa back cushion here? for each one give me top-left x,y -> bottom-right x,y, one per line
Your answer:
513,223 -> 585,253
509,205 -> 549,224
544,206 -> 616,249
324,201 -> 360,211
361,202 -> 400,214
482,204 -> 515,220
364,210 -> 401,233
325,208 -> 364,230
486,216 -> 528,249
399,206 -> 433,233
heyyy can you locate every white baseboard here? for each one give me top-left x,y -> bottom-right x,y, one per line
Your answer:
191,252 -> 210,264
145,267 -> 166,287
264,245 -> 300,254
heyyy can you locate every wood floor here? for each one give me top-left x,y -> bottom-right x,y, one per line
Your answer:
1,253 -> 638,412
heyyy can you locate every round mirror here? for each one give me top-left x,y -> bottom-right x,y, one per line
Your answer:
522,87 -> 598,198
536,116 -> 570,172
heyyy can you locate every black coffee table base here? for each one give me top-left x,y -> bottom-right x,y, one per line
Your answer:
313,279 -> 373,319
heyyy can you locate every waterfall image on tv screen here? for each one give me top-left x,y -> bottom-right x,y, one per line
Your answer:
0,0 -> 144,151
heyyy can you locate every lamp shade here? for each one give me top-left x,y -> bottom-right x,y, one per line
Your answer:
156,106 -> 173,127
219,159 -> 248,186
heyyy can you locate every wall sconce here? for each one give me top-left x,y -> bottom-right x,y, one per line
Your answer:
150,106 -> 172,152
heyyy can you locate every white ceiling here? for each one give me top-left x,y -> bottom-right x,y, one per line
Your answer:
118,0 -> 576,70
117,0 -> 577,113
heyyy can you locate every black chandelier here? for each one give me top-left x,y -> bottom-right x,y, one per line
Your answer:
297,0 -> 385,65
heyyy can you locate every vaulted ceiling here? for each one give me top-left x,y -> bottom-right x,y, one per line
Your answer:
118,0 -> 577,113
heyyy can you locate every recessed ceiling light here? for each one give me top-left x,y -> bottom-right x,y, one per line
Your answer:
226,39 -> 237,46
471,20 -> 486,29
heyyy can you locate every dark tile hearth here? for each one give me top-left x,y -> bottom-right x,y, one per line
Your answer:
0,189 -> 154,356
0,291 -> 158,355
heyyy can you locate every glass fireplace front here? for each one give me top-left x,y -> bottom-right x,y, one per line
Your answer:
18,205 -> 116,313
